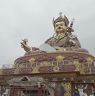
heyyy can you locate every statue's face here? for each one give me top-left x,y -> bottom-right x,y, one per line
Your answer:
54,21 -> 67,34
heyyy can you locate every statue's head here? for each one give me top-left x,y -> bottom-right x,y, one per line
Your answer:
53,12 -> 69,34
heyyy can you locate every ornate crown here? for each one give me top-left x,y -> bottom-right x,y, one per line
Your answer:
53,12 -> 69,27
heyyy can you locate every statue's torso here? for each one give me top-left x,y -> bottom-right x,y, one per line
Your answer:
45,33 -> 81,48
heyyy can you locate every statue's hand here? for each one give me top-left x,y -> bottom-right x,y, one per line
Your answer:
20,39 -> 31,52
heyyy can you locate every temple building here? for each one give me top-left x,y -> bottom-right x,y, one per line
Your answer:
0,13 -> 95,96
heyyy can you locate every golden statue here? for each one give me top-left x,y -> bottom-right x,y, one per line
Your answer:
45,12 -> 81,49
21,13 -> 81,53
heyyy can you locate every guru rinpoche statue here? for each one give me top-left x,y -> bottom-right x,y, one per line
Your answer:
21,13 -> 82,53
45,12 -> 81,49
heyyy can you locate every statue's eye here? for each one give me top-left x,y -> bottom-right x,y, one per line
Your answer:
55,24 -> 58,27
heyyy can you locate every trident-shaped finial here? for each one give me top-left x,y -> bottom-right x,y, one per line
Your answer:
59,12 -> 62,16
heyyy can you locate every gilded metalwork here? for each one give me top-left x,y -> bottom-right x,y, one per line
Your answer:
87,57 -> 93,64
56,55 -> 64,62
29,58 -> 35,64
53,66 -> 59,72
62,82 -> 71,96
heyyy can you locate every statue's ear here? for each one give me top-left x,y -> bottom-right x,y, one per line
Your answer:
64,15 -> 69,26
